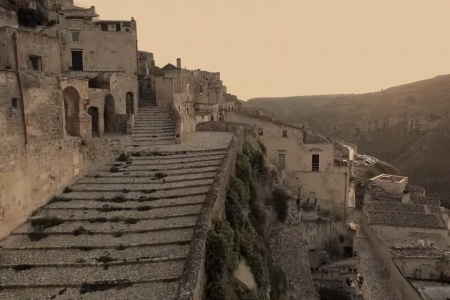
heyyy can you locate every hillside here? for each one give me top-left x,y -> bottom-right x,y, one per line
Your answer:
248,75 -> 450,197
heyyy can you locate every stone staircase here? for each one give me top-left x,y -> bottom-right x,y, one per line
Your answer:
130,88 -> 176,147
0,148 -> 227,299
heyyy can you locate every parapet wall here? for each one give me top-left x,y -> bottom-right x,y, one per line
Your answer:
0,137 -> 125,240
196,120 -> 257,137
177,125 -> 245,300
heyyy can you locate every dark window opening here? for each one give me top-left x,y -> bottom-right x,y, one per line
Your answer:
259,128 -> 263,136
71,50 -> 83,71
116,23 -> 121,31
101,23 -> 108,31
282,130 -> 287,137
312,154 -> 320,172
28,55 -> 42,71
71,31 -> 80,42
11,98 -> 19,109
278,153 -> 286,169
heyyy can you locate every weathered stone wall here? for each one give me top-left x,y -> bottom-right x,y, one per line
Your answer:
269,201 -> 319,300
196,120 -> 257,136
22,71 -> 64,142
0,71 -> 66,146
0,137 -> 125,240
0,27 -> 61,73
177,126 -> 245,300
0,7 -> 18,29
0,71 -> 24,145
110,73 -> 138,115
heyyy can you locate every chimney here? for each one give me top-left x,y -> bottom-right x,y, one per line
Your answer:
176,58 -> 181,68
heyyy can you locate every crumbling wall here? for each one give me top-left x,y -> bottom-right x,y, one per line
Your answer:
0,137 -> 125,240
0,7 -> 18,29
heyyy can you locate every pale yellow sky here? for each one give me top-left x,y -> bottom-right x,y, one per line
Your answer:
78,0 -> 450,100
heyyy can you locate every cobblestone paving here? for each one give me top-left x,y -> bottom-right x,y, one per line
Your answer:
0,145 -> 230,299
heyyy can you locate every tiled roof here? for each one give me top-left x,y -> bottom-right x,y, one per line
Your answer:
366,202 -> 426,213
303,132 -> 332,144
410,195 -> 440,207
389,245 -> 443,258
405,184 -> 426,196
368,211 -> 446,229
161,63 -> 178,70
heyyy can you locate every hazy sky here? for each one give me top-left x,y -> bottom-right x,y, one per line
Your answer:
78,0 -> 450,100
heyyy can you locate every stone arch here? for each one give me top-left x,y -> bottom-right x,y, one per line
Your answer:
63,86 -> 81,137
126,92 -> 134,114
88,106 -> 100,137
104,94 -> 115,133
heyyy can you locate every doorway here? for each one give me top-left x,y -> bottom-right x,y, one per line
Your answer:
71,50 -> 83,71
104,94 -> 115,133
88,107 -> 99,137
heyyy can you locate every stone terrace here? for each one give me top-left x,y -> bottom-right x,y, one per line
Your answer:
0,145 -> 232,299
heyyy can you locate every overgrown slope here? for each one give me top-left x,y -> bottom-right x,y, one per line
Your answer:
248,75 -> 450,198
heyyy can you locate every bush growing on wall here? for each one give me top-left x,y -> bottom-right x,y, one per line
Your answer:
206,143 -> 270,300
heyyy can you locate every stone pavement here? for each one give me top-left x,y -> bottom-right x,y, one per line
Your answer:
0,91 -> 234,299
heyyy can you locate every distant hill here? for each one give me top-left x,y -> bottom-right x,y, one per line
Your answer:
248,75 -> 450,198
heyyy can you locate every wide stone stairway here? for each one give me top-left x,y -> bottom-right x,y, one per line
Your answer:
0,148 -> 227,299
131,88 -> 176,147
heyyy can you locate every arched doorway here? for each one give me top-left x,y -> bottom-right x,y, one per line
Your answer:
63,86 -> 81,137
126,92 -> 134,114
88,106 -> 99,137
104,94 -> 115,133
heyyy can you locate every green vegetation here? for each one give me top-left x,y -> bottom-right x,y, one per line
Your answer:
205,143 -> 270,300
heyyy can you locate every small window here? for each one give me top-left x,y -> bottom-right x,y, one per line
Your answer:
312,154 -> 320,172
258,128 -> 263,136
11,98 -> 19,109
202,115 -> 204,120
28,55 -> 42,71
116,23 -> 121,31
71,31 -> 80,42
101,23 -> 108,31
186,108 -> 189,115
278,153 -> 286,169
282,130 -> 287,137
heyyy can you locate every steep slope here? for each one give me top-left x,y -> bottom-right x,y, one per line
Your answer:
248,75 -> 450,196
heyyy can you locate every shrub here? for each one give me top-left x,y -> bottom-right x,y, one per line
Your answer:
229,177 -> 250,205
257,140 -> 267,155
236,153 -> 252,185
272,188 -> 290,222
225,188 -> 247,231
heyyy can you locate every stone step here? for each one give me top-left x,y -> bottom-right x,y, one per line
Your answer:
133,122 -> 175,126
14,215 -> 198,236
93,166 -> 219,177
127,149 -> 226,159
131,132 -> 174,138
0,244 -> 189,265
133,125 -> 176,129
2,227 -> 195,249
68,178 -> 213,192
112,154 -> 223,165
0,281 -> 180,300
100,159 -> 222,171
132,128 -> 175,133
56,186 -> 210,200
127,140 -> 177,146
0,260 -> 184,286
45,195 -> 206,210
81,172 -> 216,184
135,116 -> 173,120
131,137 -> 175,142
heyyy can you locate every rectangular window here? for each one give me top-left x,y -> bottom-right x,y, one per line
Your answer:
28,55 -> 42,71
282,130 -> 287,137
116,23 -> 121,31
71,50 -> 83,71
259,128 -> 263,136
11,98 -> 19,109
278,152 -> 286,169
312,154 -> 320,171
101,23 -> 108,31
71,31 -> 80,42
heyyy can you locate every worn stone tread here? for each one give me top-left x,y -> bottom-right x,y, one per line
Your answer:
0,281 -> 180,300
126,141 -> 177,146
92,166 -> 219,177
69,178 -> 213,191
58,186 -> 210,199
30,204 -> 203,221
13,215 -> 199,235
0,260 -> 184,286
80,172 -> 216,184
112,154 -> 224,165
2,228 -> 194,249
99,160 -> 222,171
128,150 -> 226,159
45,195 -> 206,209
